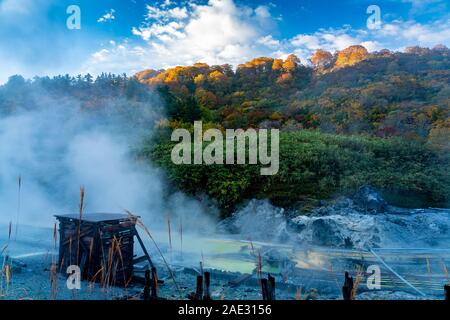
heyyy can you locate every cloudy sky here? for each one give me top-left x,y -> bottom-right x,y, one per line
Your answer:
0,0 -> 449,83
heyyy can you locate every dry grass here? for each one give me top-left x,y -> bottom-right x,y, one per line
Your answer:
200,255 -> 204,275
295,286 -> 302,300
442,261 -> 449,283
166,209 -> 172,250
351,267 -> 364,300
425,256 -> 432,275
49,262 -> 57,299
103,236 -> 129,291
179,215 -> 183,259
257,251 -> 262,278
248,238 -> 255,256
49,222 -> 59,299
76,186 -> 85,266
89,266 -> 105,291
0,222 -> 13,298
256,250 -> 263,295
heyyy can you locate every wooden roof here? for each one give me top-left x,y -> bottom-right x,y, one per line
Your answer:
54,213 -> 139,223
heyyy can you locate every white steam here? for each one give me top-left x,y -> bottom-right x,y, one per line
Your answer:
0,90 -> 217,234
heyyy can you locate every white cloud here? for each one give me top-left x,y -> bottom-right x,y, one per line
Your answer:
82,43 -> 150,76
98,9 -> 115,23
291,35 -> 321,50
0,0 -> 31,14
401,0 -> 447,15
255,5 -> 271,19
82,0 -> 450,76
360,41 -> 381,52
287,18 -> 450,63
287,28 -> 366,63
257,35 -> 280,49
145,4 -> 188,20
379,19 -> 450,48
84,0 -> 277,74
132,21 -> 185,41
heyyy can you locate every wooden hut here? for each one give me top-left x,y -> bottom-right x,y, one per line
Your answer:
55,213 -> 153,287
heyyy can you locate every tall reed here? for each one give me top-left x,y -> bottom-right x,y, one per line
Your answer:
76,186 -> 85,266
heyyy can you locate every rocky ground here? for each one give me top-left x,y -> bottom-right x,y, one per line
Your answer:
219,186 -> 450,250
1,254 -> 432,300
0,253 -> 328,300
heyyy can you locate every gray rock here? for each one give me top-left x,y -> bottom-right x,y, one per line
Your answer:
352,186 -> 387,213
311,219 -> 342,246
357,290 -> 427,300
217,196 -> 450,251
217,200 -> 290,242
290,213 -> 380,249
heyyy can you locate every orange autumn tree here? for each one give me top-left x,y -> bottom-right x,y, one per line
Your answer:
335,45 -> 369,68
310,49 -> 334,68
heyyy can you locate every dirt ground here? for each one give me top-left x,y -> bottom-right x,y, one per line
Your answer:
1,252 -> 332,300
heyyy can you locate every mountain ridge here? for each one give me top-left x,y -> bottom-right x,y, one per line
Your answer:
135,45 -> 449,148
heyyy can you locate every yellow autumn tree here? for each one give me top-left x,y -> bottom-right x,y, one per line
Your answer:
335,45 -> 368,68
282,54 -> 300,71
272,58 -> 284,71
194,74 -> 206,86
208,70 -> 226,82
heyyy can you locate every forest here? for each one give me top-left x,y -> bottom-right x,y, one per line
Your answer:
1,45 -> 449,215
141,45 -> 450,214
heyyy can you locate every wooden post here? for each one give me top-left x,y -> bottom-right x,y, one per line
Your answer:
268,274 -> 276,300
342,271 -> 354,300
444,284 -> 450,301
203,271 -> 211,300
151,267 -> 158,298
187,274 -> 205,300
196,275 -> 204,300
261,278 -> 269,301
143,269 -> 150,300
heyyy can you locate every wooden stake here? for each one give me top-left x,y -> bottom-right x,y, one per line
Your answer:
203,271 -> 211,300
445,284 -> 450,301
268,273 -> 276,300
143,269 -> 150,300
342,271 -> 354,300
196,275 -> 204,300
261,278 -> 269,301
151,267 -> 158,298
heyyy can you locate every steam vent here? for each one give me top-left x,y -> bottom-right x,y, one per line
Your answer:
55,213 -> 151,287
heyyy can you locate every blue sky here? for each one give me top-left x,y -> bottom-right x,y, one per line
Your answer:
0,0 -> 449,82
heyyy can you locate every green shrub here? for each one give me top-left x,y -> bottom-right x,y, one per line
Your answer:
145,130 -> 449,216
